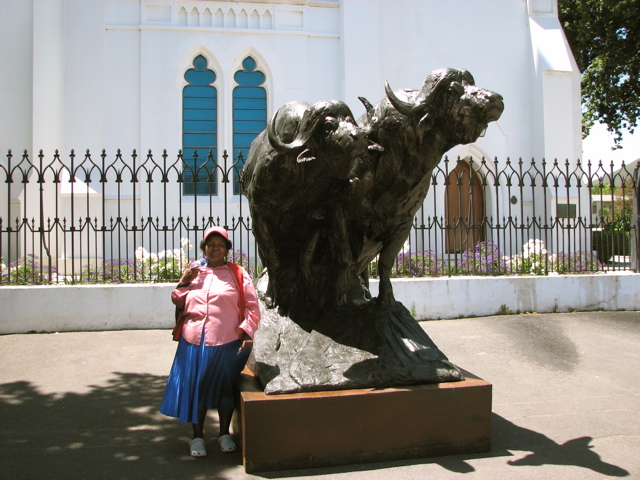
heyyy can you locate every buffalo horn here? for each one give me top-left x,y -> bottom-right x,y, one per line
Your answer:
267,106 -> 319,154
385,80 -> 424,116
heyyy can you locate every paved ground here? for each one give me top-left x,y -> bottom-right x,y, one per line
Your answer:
0,311 -> 638,480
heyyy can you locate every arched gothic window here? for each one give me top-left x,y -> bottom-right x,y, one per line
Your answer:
182,55 -> 217,196
232,56 -> 266,194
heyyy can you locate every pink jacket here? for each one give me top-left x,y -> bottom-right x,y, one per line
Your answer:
172,264 -> 261,346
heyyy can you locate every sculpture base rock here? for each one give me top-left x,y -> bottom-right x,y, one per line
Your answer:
252,300 -> 463,394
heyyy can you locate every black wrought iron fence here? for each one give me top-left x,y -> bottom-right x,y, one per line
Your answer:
1,149 -> 637,285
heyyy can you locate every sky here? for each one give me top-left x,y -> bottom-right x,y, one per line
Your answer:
582,121 -> 640,170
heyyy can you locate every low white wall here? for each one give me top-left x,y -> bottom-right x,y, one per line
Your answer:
1,283 -> 177,334
1,273 -> 638,334
368,272 -> 640,320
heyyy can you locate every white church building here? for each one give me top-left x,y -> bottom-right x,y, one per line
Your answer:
0,0 -> 584,272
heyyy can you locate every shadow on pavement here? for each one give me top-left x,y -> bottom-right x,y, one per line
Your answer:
0,373 -> 244,480
493,415 -> 630,476
426,414 -> 629,476
0,374 -> 631,479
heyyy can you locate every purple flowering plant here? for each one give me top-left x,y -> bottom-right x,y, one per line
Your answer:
369,250 -> 445,278
394,250 -> 447,277
79,259 -> 137,284
550,251 -> 603,274
0,254 -> 59,285
455,240 -> 508,275
229,249 -> 261,278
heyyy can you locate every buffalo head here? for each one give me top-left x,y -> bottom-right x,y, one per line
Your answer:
267,99 -> 376,172
384,68 -> 504,147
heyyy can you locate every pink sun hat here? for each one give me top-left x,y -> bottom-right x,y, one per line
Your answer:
203,226 -> 229,241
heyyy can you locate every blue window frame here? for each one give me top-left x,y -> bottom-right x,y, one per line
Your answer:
183,55 -> 217,196
233,56 -> 266,194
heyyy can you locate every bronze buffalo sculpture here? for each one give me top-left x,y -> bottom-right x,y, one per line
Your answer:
241,68 -> 504,393
355,68 -> 504,307
240,99 -> 381,315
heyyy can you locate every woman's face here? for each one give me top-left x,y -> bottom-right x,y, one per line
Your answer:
204,234 -> 229,267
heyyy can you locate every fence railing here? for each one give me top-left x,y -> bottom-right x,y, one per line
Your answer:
1,149 -> 638,285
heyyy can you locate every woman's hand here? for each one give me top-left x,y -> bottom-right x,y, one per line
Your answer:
238,331 -> 253,352
178,266 -> 199,286
238,339 -> 253,352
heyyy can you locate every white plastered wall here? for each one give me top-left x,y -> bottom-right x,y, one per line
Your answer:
0,0 -> 587,264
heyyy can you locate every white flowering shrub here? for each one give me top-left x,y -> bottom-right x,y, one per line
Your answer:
506,238 -> 549,275
135,238 -> 193,281
77,238 -> 194,283
502,238 -> 602,275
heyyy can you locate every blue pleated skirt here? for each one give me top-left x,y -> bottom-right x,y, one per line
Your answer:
159,336 -> 251,424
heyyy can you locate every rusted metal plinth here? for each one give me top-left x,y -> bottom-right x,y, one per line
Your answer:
236,368 -> 492,473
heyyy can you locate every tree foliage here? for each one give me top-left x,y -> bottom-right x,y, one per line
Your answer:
591,177 -> 634,222
558,0 -> 640,148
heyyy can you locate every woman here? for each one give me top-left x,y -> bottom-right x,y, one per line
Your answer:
160,226 -> 260,457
